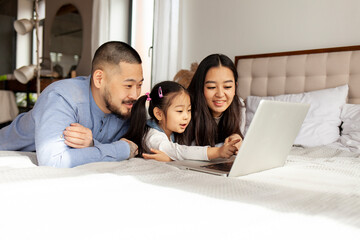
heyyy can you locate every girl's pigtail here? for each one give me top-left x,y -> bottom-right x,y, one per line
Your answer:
122,95 -> 149,156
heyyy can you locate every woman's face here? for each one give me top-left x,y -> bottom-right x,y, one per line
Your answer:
203,66 -> 236,118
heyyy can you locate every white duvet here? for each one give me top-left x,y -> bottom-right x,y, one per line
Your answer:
0,146 -> 359,240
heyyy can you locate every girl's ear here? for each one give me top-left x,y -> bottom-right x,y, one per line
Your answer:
93,69 -> 104,88
153,107 -> 164,121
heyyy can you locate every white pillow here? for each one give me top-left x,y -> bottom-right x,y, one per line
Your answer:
245,85 -> 349,147
339,104 -> 360,152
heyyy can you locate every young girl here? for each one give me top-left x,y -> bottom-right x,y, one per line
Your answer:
122,81 -> 239,162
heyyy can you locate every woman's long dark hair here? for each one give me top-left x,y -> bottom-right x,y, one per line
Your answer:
123,81 -> 189,156
186,54 -> 243,146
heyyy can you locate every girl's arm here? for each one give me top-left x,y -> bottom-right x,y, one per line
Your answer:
144,129 -> 238,161
145,128 -> 208,161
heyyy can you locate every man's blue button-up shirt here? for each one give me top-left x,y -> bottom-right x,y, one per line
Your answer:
0,76 -> 130,167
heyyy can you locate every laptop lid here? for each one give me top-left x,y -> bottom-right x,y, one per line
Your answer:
227,100 -> 310,177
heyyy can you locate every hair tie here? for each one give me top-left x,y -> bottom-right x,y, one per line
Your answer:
158,87 -> 163,98
145,92 -> 151,101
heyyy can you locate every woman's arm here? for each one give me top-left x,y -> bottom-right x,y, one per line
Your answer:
207,139 -> 240,159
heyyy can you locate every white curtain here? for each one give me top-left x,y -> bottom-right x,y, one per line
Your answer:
91,0 -> 111,59
92,0 -> 179,87
151,0 -> 180,86
91,0 -> 132,61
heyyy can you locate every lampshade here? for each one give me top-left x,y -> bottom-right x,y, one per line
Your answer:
14,65 -> 36,84
13,19 -> 35,35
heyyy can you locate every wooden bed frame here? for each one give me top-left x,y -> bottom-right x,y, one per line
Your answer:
235,45 -> 360,104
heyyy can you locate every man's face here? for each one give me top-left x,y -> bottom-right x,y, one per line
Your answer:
101,62 -> 143,118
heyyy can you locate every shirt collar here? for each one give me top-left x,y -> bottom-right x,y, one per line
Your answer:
146,119 -> 175,142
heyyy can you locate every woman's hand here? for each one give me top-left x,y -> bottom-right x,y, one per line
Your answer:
218,139 -> 240,158
143,148 -> 172,162
63,123 -> 94,148
225,134 -> 243,151
207,139 -> 240,159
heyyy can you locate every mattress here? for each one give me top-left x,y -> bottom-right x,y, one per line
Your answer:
0,145 -> 359,240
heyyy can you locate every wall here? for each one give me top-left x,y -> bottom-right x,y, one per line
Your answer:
44,0 -> 93,76
179,0 -> 360,69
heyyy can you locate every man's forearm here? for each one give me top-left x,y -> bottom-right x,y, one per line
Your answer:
37,140 -> 130,168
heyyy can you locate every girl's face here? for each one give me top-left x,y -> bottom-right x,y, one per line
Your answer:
203,66 -> 236,118
159,92 -> 191,140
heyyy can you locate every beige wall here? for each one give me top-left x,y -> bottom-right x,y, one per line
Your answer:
44,0 -> 93,76
179,0 -> 360,69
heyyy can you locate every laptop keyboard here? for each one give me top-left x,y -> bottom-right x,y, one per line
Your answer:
201,161 -> 234,172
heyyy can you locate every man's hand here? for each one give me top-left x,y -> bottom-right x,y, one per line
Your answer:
63,123 -> 94,148
120,138 -> 138,159
143,148 -> 172,162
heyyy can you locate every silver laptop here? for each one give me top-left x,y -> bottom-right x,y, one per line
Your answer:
169,100 -> 310,177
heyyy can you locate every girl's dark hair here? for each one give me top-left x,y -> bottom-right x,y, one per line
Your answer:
186,54 -> 243,146
123,81 -> 189,156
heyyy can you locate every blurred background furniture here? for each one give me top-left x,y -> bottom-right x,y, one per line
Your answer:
0,90 -> 19,128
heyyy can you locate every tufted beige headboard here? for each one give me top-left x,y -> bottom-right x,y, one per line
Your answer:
235,45 -> 360,104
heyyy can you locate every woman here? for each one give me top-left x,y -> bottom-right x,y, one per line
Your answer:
186,54 -> 244,149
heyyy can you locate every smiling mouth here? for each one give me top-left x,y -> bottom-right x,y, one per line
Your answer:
213,100 -> 225,107
123,100 -> 136,108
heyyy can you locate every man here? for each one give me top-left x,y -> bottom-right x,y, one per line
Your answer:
0,41 -> 143,167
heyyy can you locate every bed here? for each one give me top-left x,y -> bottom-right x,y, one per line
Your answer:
1,46 -> 360,240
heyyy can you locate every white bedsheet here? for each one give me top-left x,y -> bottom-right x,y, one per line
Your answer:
0,146 -> 359,240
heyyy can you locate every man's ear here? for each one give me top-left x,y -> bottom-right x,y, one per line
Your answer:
92,69 -> 104,89
153,107 -> 164,121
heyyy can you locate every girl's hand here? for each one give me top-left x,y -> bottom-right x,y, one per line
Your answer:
143,148 -> 172,162
225,134 -> 243,150
63,123 -> 94,148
